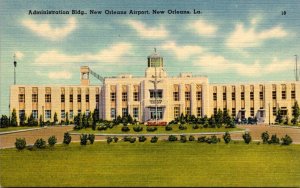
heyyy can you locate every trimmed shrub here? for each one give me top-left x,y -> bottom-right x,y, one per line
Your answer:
189,135 -> 195,141
15,138 -> 26,150
63,132 -> 72,145
192,124 -> 199,129
180,135 -> 187,143
223,132 -> 231,144
98,125 -> 108,131
88,134 -> 95,144
150,136 -> 158,143
80,134 -> 88,145
121,126 -> 130,132
129,137 -> 136,143
261,131 -> 269,144
165,125 -> 172,131
198,136 -> 206,143
123,136 -> 132,142
179,124 -> 187,130
242,132 -> 252,144
146,127 -> 157,132
210,135 -> 220,144
269,134 -> 280,144
113,136 -> 119,143
281,135 -> 293,145
133,126 -> 143,132
48,135 -> 57,147
138,135 -> 147,142
34,138 -> 46,149
168,135 -> 178,142
107,136 -> 113,144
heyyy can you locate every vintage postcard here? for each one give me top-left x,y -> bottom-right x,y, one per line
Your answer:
0,0 -> 299,187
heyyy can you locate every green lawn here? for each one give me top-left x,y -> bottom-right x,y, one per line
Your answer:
72,124 -> 243,134
0,141 -> 299,187
0,126 -> 40,133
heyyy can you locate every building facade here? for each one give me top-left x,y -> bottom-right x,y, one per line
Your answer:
10,51 -> 300,124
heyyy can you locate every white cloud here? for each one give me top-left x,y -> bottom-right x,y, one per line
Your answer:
161,41 -> 204,60
226,23 -> 288,49
22,17 -> 77,41
187,20 -> 217,36
34,43 -> 132,65
48,71 -> 72,79
15,51 -> 24,60
124,20 -> 168,38
193,54 -> 293,76
35,70 -> 72,79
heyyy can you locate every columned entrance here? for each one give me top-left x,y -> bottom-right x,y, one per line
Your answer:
150,107 -> 163,120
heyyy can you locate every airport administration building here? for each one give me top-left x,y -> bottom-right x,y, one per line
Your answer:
10,51 -> 300,124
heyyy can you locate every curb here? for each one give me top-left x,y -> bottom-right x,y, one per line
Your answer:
0,127 -> 47,135
269,125 -> 300,129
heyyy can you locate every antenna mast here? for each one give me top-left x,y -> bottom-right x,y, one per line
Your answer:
13,53 -> 17,85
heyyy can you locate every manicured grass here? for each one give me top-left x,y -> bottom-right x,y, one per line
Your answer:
0,126 -> 40,132
72,124 -> 243,134
0,141 -> 299,187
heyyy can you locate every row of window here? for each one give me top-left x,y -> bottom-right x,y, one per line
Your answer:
213,90 -> 295,101
110,92 -> 140,102
110,108 -> 139,119
174,107 -> 202,118
19,94 -> 100,103
18,110 -> 93,120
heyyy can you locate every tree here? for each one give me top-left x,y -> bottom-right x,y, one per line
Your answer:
223,109 -> 231,126
82,114 -> 88,128
65,112 -> 70,125
80,134 -> 88,145
215,109 -> 223,127
53,112 -> 58,125
209,115 -> 216,128
10,109 -> 18,127
27,113 -> 38,126
242,132 -> 251,144
261,131 -> 269,144
63,132 -> 72,145
291,101 -> 300,125
48,135 -> 57,147
34,138 -> 46,149
0,115 -> 10,128
87,113 -> 93,128
281,134 -> 293,145
39,115 -> 44,127
15,138 -> 26,150
223,132 -> 231,144
275,108 -> 283,124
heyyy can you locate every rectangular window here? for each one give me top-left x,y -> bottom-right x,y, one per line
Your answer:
96,94 -> 99,102
77,110 -> 81,115
133,108 -> 139,118
45,94 -> 51,102
196,91 -> 202,101
282,91 -> 286,100
32,110 -> 38,119
32,94 -> 38,102
241,92 -> 245,100
45,110 -> 51,119
61,94 -> 65,103
69,110 -> 73,119
85,95 -> 89,102
250,107 -> 254,117
272,91 -> 276,100
213,93 -> 217,101
291,91 -> 296,99
70,95 -> 73,102
272,107 -> 276,116
110,92 -> 116,102
232,108 -> 236,117
133,92 -> 139,101
111,108 -> 116,119
250,92 -> 254,100
185,92 -> 191,101
223,93 -> 226,100
150,90 -> 163,98
122,92 -> 128,101
61,110 -> 65,119
19,94 -> 25,102
174,107 -> 180,118
281,107 -> 287,116
122,108 -> 128,117
77,94 -> 81,102
19,110 -> 25,120
197,107 -> 202,117
173,92 -> 179,101
185,107 -> 190,115
213,108 -> 217,115
259,91 -> 263,100
232,92 -> 236,100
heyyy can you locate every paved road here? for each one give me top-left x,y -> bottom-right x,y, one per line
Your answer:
0,124 -> 299,148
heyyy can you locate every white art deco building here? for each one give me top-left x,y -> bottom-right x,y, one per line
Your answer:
10,51 -> 300,124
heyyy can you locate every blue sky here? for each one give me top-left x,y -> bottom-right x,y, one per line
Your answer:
1,0 -> 300,115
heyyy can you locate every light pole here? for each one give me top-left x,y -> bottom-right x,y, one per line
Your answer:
268,103 -> 271,125
42,106 -> 44,123
13,53 -> 17,85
